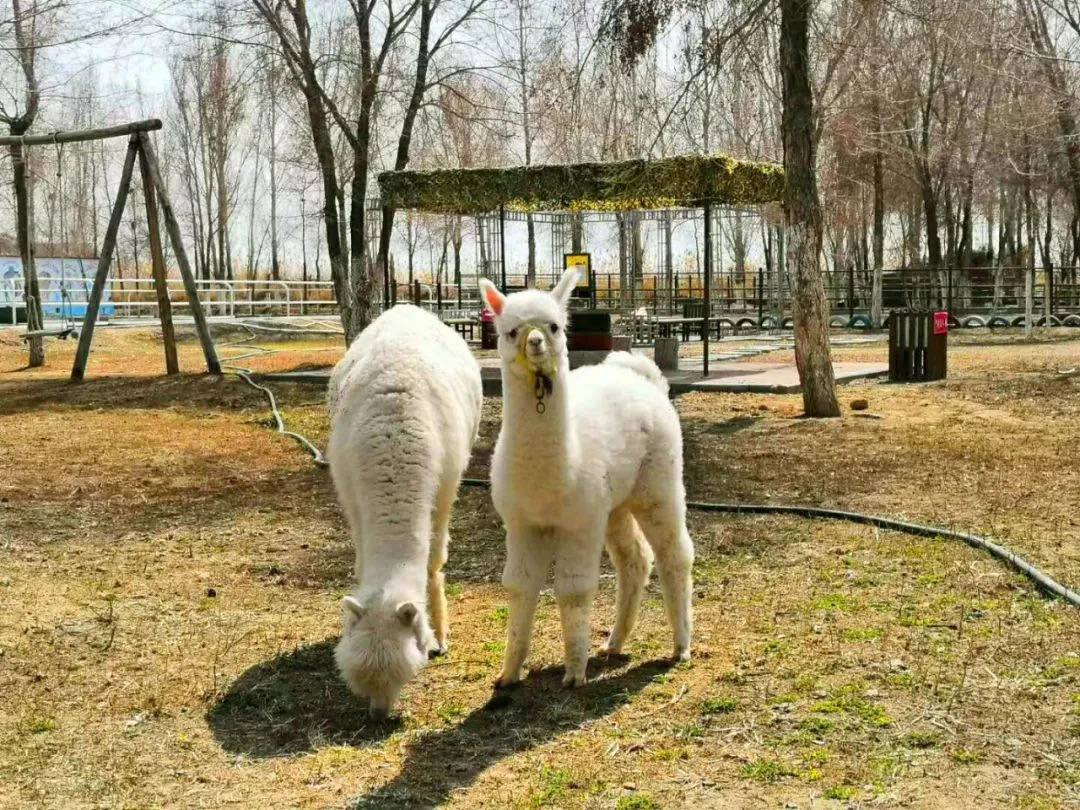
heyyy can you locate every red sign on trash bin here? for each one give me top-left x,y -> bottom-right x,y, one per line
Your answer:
933,311 -> 949,335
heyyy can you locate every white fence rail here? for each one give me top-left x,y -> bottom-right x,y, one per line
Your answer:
0,277 -> 339,323
0,275 -> 491,326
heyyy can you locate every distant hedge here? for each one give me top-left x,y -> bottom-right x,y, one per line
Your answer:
377,154 -> 785,213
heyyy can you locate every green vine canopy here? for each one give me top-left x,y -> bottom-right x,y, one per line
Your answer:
377,154 -> 785,214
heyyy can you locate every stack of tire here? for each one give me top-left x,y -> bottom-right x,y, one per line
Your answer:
567,310 -> 613,368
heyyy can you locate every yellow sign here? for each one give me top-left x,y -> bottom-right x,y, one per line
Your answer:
564,253 -> 591,289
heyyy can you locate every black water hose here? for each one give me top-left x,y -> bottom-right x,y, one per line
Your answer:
218,327 -> 330,467
459,478 -> 1080,608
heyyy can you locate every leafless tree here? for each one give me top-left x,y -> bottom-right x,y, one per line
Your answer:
1,0 -> 48,365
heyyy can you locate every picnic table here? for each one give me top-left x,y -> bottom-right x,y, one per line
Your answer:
444,316 -> 478,341
652,315 -> 728,342
630,311 -> 730,343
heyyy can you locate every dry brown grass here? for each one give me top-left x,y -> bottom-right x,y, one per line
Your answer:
1,326 -> 1079,809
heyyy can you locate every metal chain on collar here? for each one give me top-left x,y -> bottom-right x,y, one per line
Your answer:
534,373 -> 553,414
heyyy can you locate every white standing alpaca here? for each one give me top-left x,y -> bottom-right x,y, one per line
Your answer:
480,271 -> 694,688
327,304 -> 482,717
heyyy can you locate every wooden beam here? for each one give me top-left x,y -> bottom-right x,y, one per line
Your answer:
0,119 -> 162,147
71,136 -> 139,381
138,142 -> 179,375
136,132 -> 221,375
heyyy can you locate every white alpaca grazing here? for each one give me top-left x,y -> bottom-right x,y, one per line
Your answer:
327,304 -> 482,717
480,270 -> 694,688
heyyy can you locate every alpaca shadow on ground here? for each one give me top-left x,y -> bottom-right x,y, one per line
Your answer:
207,639 -> 398,758
349,656 -> 676,809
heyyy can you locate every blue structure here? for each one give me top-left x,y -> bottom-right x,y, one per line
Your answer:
0,256 -> 114,323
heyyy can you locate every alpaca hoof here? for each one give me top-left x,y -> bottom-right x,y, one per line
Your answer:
602,637 -> 623,656
428,644 -> 448,660
562,670 -> 587,688
495,668 -> 522,689
602,643 -> 629,660
674,647 -> 691,663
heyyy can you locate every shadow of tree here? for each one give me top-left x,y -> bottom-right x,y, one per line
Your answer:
207,639 -> 398,757
0,374 -> 262,416
348,657 -> 675,809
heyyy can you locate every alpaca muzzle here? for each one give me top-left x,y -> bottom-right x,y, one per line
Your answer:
511,325 -> 557,414
513,325 -> 557,379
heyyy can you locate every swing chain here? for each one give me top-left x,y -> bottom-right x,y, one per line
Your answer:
53,133 -> 70,330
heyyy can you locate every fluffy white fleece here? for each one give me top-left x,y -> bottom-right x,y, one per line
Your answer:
327,304 -> 482,717
479,271 -> 694,688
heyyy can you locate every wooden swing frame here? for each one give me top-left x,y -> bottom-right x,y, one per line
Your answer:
0,119 -> 220,379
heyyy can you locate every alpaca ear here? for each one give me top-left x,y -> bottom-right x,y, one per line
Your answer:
550,268 -> 580,310
478,278 -> 505,316
396,602 -> 418,626
342,596 -> 366,625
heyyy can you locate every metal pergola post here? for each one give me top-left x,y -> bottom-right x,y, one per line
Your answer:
703,201 -> 713,378
499,205 -> 507,293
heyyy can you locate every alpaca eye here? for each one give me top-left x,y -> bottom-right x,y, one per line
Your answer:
508,328 -> 518,340
549,323 -> 559,334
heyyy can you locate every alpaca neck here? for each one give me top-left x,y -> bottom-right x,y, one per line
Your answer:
500,357 -> 578,474
360,514 -> 430,597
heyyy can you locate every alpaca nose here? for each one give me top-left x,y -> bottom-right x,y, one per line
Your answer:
527,331 -> 544,350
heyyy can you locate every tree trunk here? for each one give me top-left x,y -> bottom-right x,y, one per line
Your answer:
1021,0 -> 1080,277
304,87 -> 350,337
959,178 -> 973,309
617,214 -> 628,306
11,138 -> 44,366
452,217 -> 462,297
269,86 -> 280,282
376,0 -> 435,310
776,225 -> 787,314
922,186 -> 943,275
477,216 -> 489,278
780,0 -> 838,416
632,215 -> 644,283
1024,147 -> 1034,338
348,122 -> 376,338
6,0 -> 44,366
664,211 -> 674,312
526,214 -> 536,286
994,188 -> 1005,312
247,128 -> 260,280
216,140 -> 230,281
872,116 -> 884,328
1043,185 -> 1054,323
571,213 -> 584,253
762,220 -> 774,317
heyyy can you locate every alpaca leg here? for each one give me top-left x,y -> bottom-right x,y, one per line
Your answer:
346,504 -> 365,582
554,526 -> 605,687
496,522 -> 551,687
331,462 -> 366,583
633,503 -> 694,661
603,508 -> 653,656
427,476 -> 457,656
